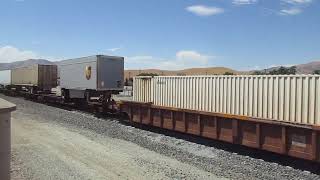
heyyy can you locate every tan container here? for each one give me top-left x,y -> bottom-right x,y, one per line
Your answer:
11,64 -> 57,90
133,75 -> 320,126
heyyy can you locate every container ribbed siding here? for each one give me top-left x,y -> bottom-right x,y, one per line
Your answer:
11,64 -> 57,90
133,77 -> 153,102
133,75 -> 320,126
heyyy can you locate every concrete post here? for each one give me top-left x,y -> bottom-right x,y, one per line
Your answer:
0,98 -> 16,180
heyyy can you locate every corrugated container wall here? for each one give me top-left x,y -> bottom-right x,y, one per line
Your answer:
133,75 -> 320,126
11,64 -> 57,90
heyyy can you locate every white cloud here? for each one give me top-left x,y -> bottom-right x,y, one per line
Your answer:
0,46 -> 39,63
232,0 -> 258,5
279,0 -> 313,16
125,50 -> 214,70
125,55 -> 162,69
279,8 -> 302,15
268,64 -> 296,68
237,65 -> 261,71
176,50 -> 210,65
282,0 -> 312,4
126,56 -> 153,61
107,47 -> 121,52
0,45 -> 61,63
186,5 -> 224,16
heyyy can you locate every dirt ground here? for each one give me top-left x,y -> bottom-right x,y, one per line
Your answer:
5,94 -> 319,180
10,102 -> 222,180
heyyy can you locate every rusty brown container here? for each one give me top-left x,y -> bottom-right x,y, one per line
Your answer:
11,64 -> 57,90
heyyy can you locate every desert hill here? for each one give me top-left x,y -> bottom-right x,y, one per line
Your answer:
124,67 -> 243,79
1,58 -> 319,79
296,61 -> 320,74
0,59 -> 54,70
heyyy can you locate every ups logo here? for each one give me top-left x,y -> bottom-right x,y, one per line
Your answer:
85,66 -> 92,80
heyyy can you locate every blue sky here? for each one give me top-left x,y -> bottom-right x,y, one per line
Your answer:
0,0 -> 319,70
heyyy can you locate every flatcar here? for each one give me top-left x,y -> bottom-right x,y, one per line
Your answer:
2,57 -> 320,163
59,55 -> 124,104
120,75 -> 320,162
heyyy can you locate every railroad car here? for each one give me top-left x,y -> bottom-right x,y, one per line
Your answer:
2,55 -> 124,113
58,55 -> 124,104
10,64 -> 57,94
3,57 -> 320,163
120,75 -> 320,162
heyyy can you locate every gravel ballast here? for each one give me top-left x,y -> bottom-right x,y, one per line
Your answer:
4,94 -> 320,180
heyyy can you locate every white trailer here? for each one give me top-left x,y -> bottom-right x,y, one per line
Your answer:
0,70 -> 11,86
59,55 -> 124,100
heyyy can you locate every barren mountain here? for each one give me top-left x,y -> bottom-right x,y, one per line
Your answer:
255,60 -> 320,75
1,59 -> 319,78
0,59 -> 54,70
296,61 -> 320,74
124,67 -> 243,79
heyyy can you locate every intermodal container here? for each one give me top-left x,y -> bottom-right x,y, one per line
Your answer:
11,64 -> 57,90
59,55 -> 124,91
133,75 -> 320,126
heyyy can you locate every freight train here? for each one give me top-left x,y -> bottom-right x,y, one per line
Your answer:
2,55 -> 124,113
1,56 -> 320,163
120,76 -> 320,163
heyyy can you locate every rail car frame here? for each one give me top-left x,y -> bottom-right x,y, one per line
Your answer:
120,101 -> 320,162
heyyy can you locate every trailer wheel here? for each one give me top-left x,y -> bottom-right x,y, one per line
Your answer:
61,89 -> 70,103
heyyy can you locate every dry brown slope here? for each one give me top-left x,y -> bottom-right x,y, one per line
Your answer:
296,61 -> 320,74
125,67 -> 245,79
